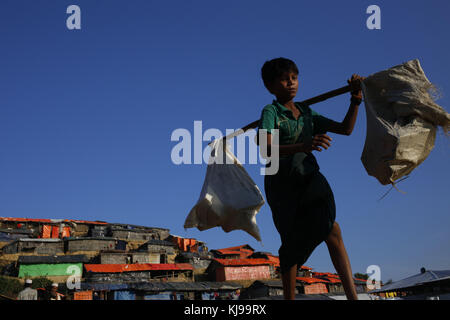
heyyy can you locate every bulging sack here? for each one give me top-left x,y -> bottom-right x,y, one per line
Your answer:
184,139 -> 265,241
361,59 -> 450,185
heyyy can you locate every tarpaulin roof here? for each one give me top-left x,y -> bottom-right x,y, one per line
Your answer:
213,258 -> 271,267
84,263 -> 194,273
247,252 -> 281,267
18,255 -> 89,264
296,277 -> 330,284
299,265 -> 313,270
312,272 -> 339,278
369,269 -> 450,293
211,244 -> 255,258
19,263 -> 83,278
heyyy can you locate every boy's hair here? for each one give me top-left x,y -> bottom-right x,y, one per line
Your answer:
261,57 -> 299,89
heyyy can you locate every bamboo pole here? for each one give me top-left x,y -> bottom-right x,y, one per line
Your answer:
211,84 -> 354,145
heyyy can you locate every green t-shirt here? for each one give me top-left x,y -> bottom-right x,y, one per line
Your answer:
258,100 -> 335,145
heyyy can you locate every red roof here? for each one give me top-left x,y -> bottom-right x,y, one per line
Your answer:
214,249 -> 242,256
0,217 -> 108,225
313,272 -> 339,278
296,277 -> 330,284
221,244 -> 254,251
310,272 -> 342,283
265,255 -> 280,267
213,258 -> 271,267
84,263 -> 194,273
213,244 -> 254,258
299,265 -> 312,270
324,277 -> 341,283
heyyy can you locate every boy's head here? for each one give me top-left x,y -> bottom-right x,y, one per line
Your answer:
261,57 -> 299,100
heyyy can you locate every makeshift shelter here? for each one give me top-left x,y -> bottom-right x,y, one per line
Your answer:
240,280 -> 299,299
17,255 -> 88,279
369,269 -> 450,299
108,223 -> 170,240
296,277 -> 329,294
65,237 -> 126,252
84,263 -> 194,283
137,239 -> 177,254
0,228 -> 32,241
207,258 -> 272,282
1,238 -> 64,255
131,281 -> 242,300
210,244 -> 255,259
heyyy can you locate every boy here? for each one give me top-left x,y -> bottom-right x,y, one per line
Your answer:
258,57 -> 363,300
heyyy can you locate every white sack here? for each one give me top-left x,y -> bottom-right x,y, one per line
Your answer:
184,139 -> 264,241
361,59 -> 450,185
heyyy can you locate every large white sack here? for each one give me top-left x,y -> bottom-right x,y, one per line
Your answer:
361,59 -> 450,185
184,139 -> 264,241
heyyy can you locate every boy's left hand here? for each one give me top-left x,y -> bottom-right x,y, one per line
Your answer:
348,74 -> 365,97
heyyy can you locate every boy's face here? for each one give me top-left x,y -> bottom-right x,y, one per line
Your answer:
268,71 -> 299,101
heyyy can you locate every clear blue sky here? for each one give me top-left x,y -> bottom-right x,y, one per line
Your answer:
1,0 -> 449,283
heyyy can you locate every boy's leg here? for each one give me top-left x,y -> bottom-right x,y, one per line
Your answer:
325,222 -> 358,300
281,264 -> 297,300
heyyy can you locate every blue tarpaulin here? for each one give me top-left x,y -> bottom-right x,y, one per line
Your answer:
114,290 -> 136,300
143,292 -> 184,300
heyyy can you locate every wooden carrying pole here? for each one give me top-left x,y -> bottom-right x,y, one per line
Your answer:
216,84 -> 353,143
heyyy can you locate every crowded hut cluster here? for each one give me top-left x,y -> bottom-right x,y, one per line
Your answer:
0,217 -> 369,300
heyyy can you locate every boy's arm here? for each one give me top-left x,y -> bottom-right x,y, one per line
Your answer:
261,133 -> 332,158
326,103 -> 360,136
325,74 -> 364,136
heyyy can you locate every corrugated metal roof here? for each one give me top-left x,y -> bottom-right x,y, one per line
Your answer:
0,228 -> 33,234
132,281 -> 242,292
65,237 -> 118,241
80,281 -> 242,292
213,258 -> 271,266
250,280 -> 284,288
13,238 -> 62,243
84,263 -> 194,273
142,239 -> 176,247
109,223 -> 169,232
0,217 -> 108,225
370,270 -> 450,293
80,283 -> 130,291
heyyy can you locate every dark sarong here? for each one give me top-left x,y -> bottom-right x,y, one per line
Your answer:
264,161 -> 336,274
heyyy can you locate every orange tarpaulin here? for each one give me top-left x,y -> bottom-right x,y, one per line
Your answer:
178,238 -> 197,252
51,226 -> 59,238
42,225 -> 52,239
61,227 -> 71,238
73,290 -> 93,300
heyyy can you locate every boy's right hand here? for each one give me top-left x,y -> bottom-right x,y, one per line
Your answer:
306,134 -> 332,152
